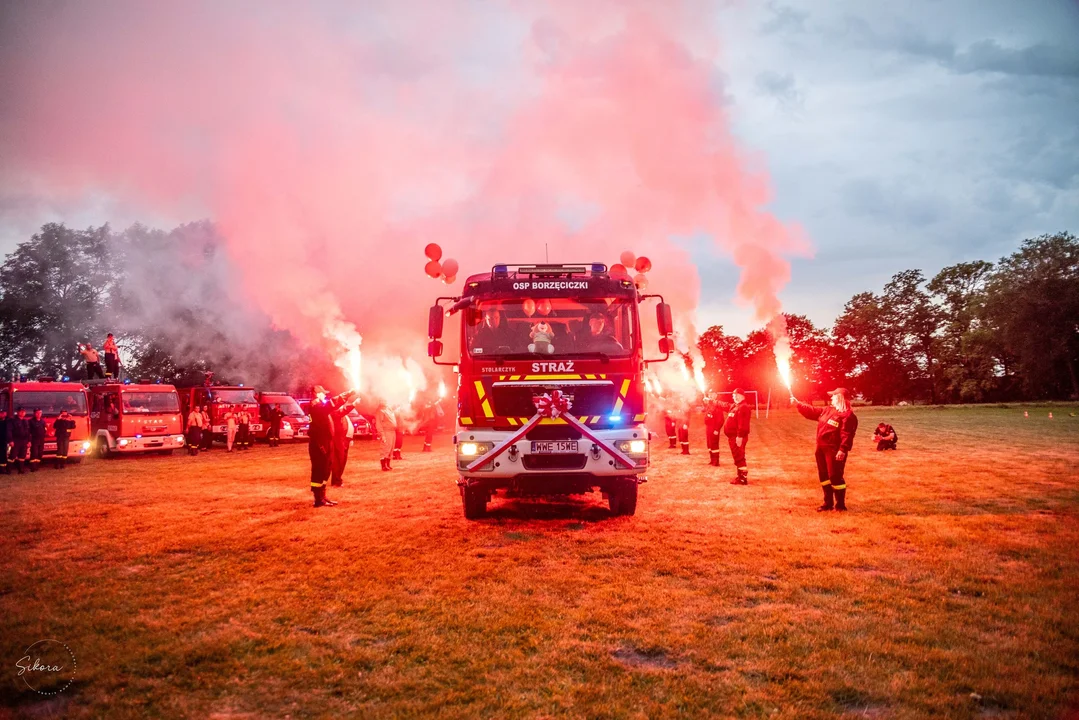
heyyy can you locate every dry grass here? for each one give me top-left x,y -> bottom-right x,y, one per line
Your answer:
2,405 -> 1078,719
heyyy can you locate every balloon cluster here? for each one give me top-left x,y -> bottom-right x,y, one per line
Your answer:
423,243 -> 459,285
610,250 -> 652,291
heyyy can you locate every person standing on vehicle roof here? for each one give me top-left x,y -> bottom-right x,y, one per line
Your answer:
53,410 -> 76,468
376,400 -> 397,472
28,409 -> 46,471
102,333 -> 120,379
79,344 -> 105,380
0,409 -> 10,475
307,386 -> 339,507
792,388 -> 859,512
724,389 -> 753,485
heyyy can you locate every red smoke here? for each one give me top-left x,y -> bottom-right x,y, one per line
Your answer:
0,1 -> 807,391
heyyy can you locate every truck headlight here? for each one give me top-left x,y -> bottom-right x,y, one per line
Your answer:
618,440 -> 647,454
175,435 -> 185,444
81,441 -> 91,451
459,442 -> 480,457
118,439 -> 129,447
282,421 -> 292,430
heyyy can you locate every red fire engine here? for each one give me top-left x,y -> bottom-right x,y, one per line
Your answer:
176,385 -> 261,445
87,381 -> 185,456
0,378 -> 92,462
428,262 -> 673,518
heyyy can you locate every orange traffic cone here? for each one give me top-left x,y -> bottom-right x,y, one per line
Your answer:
1048,412 -> 1053,419
1024,411 -> 1029,418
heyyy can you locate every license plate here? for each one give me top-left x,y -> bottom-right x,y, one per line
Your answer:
530,441 -> 578,454
45,443 -> 57,451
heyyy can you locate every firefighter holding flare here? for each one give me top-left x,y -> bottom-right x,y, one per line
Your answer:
792,388 -> 859,511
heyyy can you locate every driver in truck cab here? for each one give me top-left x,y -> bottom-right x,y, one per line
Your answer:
577,310 -> 624,354
470,309 -> 514,355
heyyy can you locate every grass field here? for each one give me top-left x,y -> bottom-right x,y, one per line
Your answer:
3,404 -> 1079,719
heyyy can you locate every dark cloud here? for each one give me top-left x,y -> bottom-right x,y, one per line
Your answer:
754,70 -> 803,109
760,3 -> 808,35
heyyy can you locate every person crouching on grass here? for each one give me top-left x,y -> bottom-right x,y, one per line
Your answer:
873,422 -> 898,451
791,388 -> 858,512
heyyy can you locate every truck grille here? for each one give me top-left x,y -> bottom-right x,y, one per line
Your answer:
492,385 -> 616,418
525,426 -> 582,441
522,454 -> 587,471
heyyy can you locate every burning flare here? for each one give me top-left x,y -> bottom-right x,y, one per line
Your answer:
438,379 -> 447,399
768,315 -> 793,392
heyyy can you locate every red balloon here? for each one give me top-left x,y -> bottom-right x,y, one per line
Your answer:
442,258 -> 459,277
633,273 -> 648,290
424,243 -> 442,261
522,298 -> 536,317
425,260 -> 442,278
442,273 -> 457,284
610,263 -> 629,279
635,256 -> 652,273
537,298 -> 552,316
620,251 -> 636,268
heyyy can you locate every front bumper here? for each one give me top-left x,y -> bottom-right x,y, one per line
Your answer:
43,441 -> 92,457
113,435 -> 186,452
455,426 -> 648,481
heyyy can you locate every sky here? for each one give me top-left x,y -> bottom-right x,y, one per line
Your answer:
0,0 -> 1076,339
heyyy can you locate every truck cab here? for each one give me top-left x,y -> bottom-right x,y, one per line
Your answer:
88,381 -> 185,456
428,262 -> 672,518
0,379 -> 92,462
177,385 -> 261,444
257,392 -> 308,442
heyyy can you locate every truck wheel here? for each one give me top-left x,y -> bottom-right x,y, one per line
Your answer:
96,438 -> 111,459
462,485 -> 487,519
609,480 -> 638,516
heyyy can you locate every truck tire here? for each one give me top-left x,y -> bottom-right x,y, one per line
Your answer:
462,485 -> 487,519
96,438 -> 112,459
609,480 -> 638,516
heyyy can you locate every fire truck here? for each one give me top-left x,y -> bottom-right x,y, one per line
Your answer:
427,262 -> 673,519
176,385 -> 261,445
87,381 -> 186,456
0,379 -> 92,462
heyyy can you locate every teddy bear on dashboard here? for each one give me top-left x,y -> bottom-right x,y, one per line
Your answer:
528,320 -> 555,354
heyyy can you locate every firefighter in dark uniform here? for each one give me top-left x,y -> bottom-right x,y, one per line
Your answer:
873,422 -> 898,451
266,405 -> 284,448
28,409 -> 47,472
723,389 -> 752,484
10,409 -> 30,474
392,406 -> 405,461
53,410 -> 76,469
307,386 -> 338,508
793,388 -> 859,511
677,398 -> 692,455
0,409 -> 10,474
663,412 -> 678,449
703,392 -> 724,467
329,391 -> 358,487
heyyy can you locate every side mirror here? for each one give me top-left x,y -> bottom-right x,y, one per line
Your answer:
658,337 -> 672,355
428,305 -> 444,339
657,302 -> 673,337
428,340 -> 444,358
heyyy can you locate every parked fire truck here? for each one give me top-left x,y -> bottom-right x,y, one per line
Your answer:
176,385 -> 261,445
0,378 -> 92,462
428,263 -> 673,518
88,381 -> 185,456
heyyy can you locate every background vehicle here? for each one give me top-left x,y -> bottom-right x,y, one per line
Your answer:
177,385 -> 261,445
257,392 -> 309,442
88,381 -> 185,456
428,262 -> 673,518
0,378 -> 92,462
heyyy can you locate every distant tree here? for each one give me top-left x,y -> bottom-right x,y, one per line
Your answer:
985,232 -> 1079,399
882,270 -> 943,403
927,261 -> 1005,402
0,223 -> 115,379
782,314 -> 850,401
833,291 -> 909,404
697,325 -> 744,390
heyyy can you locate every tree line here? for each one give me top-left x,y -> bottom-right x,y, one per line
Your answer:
699,231 -> 1078,403
1,222 -> 1076,403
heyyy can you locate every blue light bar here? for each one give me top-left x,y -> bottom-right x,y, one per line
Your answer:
494,264 -> 508,276
609,414 -> 622,422
592,263 -> 605,273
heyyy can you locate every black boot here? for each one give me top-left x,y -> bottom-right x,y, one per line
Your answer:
380,458 -> 390,472
817,485 -> 834,512
709,453 -> 718,466
313,486 -> 325,507
668,438 -> 676,448
834,489 -> 847,511
392,449 -> 402,461
681,446 -> 689,455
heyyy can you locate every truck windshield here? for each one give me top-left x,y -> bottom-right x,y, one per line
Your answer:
209,389 -> 257,404
263,398 -> 304,416
13,391 -> 88,416
466,297 -> 636,359
122,392 -> 180,414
